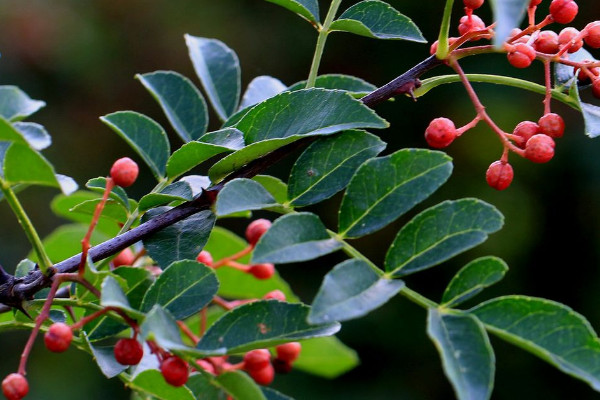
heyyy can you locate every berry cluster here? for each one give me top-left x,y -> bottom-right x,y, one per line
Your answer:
426,0 -> 600,190
242,342 -> 302,385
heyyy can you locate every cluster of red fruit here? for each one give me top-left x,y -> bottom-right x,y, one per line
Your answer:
425,0 -> 600,190
242,342 -> 302,385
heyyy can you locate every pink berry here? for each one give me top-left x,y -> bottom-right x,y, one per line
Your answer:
538,113 -> 565,138
558,27 -> 583,53
112,248 -> 135,267
525,134 -> 555,163
507,43 -> 536,68
2,374 -> 28,400
245,219 -> 272,246
263,290 -> 286,301
161,356 -> 189,387
424,118 -> 458,148
549,0 -> 578,24
530,0 -> 542,6
244,349 -> 272,371
584,22 -> 600,48
196,250 -> 213,267
458,14 -> 486,36
248,363 -> 275,386
276,342 -> 302,363
44,322 -> 73,353
110,157 -> 139,187
534,30 -> 559,54
249,263 -> 275,280
114,338 -> 144,366
463,0 -> 484,10
486,161 -> 514,191
513,121 -> 540,148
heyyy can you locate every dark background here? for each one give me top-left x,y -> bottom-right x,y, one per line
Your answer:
1,0 -> 600,399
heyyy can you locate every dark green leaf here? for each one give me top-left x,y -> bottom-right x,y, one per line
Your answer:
288,130 -> 385,206
293,336 -> 359,378
51,192 -> 120,236
216,178 -> 278,216
141,260 -> 219,320
238,88 -> 388,144
185,35 -> 241,121
442,257 -> 509,307
574,83 -> 600,138
3,142 -> 58,187
12,122 -> 51,150
555,48 -> 595,88
130,370 -> 195,400
14,259 -> 35,278
100,111 -> 170,179
253,175 -> 288,205
471,296 -> 600,391
37,224 -> 109,264
0,86 -> 45,121
330,0 -> 425,42
69,199 -> 129,224
166,141 -> 234,179
427,309 -> 495,400
138,181 -> 194,212
309,259 -> 404,324
385,199 -> 504,277
200,128 -> 245,150
112,266 -> 153,310
101,276 -> 136,313
262,387 -> 294,400
86,177 -> 130,209
252,213 -> 343,264
287,74 -> 377,95
0,119 -> 27,145
84,333 -> 127,378
339,149 -> 453,238
142,208 -> 215,269
197,301 -> 340,353
490,0 -> 528,47
265,0 -> 320,24
240,76 -> 287,109
137,71 -> 208,142
185,374 -> 226,399
216,371 -> 266,400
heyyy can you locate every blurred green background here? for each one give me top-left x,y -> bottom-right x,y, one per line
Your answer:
1,0 -> 600,398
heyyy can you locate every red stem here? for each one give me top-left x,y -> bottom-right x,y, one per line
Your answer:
211,245 -> 253,269
543,60 -> 552,115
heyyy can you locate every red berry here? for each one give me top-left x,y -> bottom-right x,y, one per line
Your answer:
160,356 -> 189,387
549,0 -> 578,24
558,27 -> 583,53
110,157 -> 139,187
463,0 -> 484,10
530,0 -> 542,6
538,113 -> 565,138
486,161 -> 514,191
44,322 -> 73,353
249,263 -> 275,280
458,14 -> 486,36
592,78 -> 600,99
507,43 -> 536,68
244,349 -> 272,371
276,342 -> 302,363
245,219 -> 272,246
263,290 -> 286,301
272,358 -> 293,374
513,121 -> 540,147
2,374 -> 28,400
248,363 -> 275,386
575,62 -> 600,82
114,338 -> 144,366
424,118 -> 457,148
584,22 -> 600,48
525,134 -> 555,163
113,248 -> 135,268
196,250 -> 213,267
534,30 -> 559,54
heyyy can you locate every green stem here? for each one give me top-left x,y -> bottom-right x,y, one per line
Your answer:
436,0 -> 455,59
327,230 -> 382,275
0,181 -> 52,274
306,0 -> 343,88
400,286 -> 439,309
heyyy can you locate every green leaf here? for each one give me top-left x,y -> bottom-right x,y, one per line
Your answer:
129,370 -> 195,400
308,259 -> 404,324
15,259 -> 36,278
253,175 -> 288,204
100,275 -> 136,314
0,86 -> 45,121
216,371 -> 266,400
427,309 -> 495,400
141,260 -> 219,320
142,208 -> 215,269
12,122 -> 51,150
137,71 -> 208,142
83,333 -> 128,378
262,387 -> 295,400
138,181 -> 194,212
288,130 -> 385,206
100,111 -> 170,180
204,227 -> 298,301
0,118 -> 28,145
330,0 -> 425,42
470,296 -> 600,391
293,336 -> 359,378
573,82 -> 600,138
216,178 -> 278,216
238,88 -> 388,144
139,306 -> 202,356
185,374 -> 225,399
2,142 -> 59,187
166,140 -> 235,179
197,301 -> 340,354
287,74 -> 377,95
199,128 -> 245,150
86,177 -> 130,209
69,199 -> 129,224
112,266 -> 153,310
185,35 -> 241,121
265,0 -> 320,24
240,76 -> 287,109
252,213 -> 343,264
339,149 -> 453,238
490,0 -> 529,47
442,257 -> 509,307
179,175 -> 210,197
36,225 -> 110,264
385,199 -> 504,277
555,48 -> 595,88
